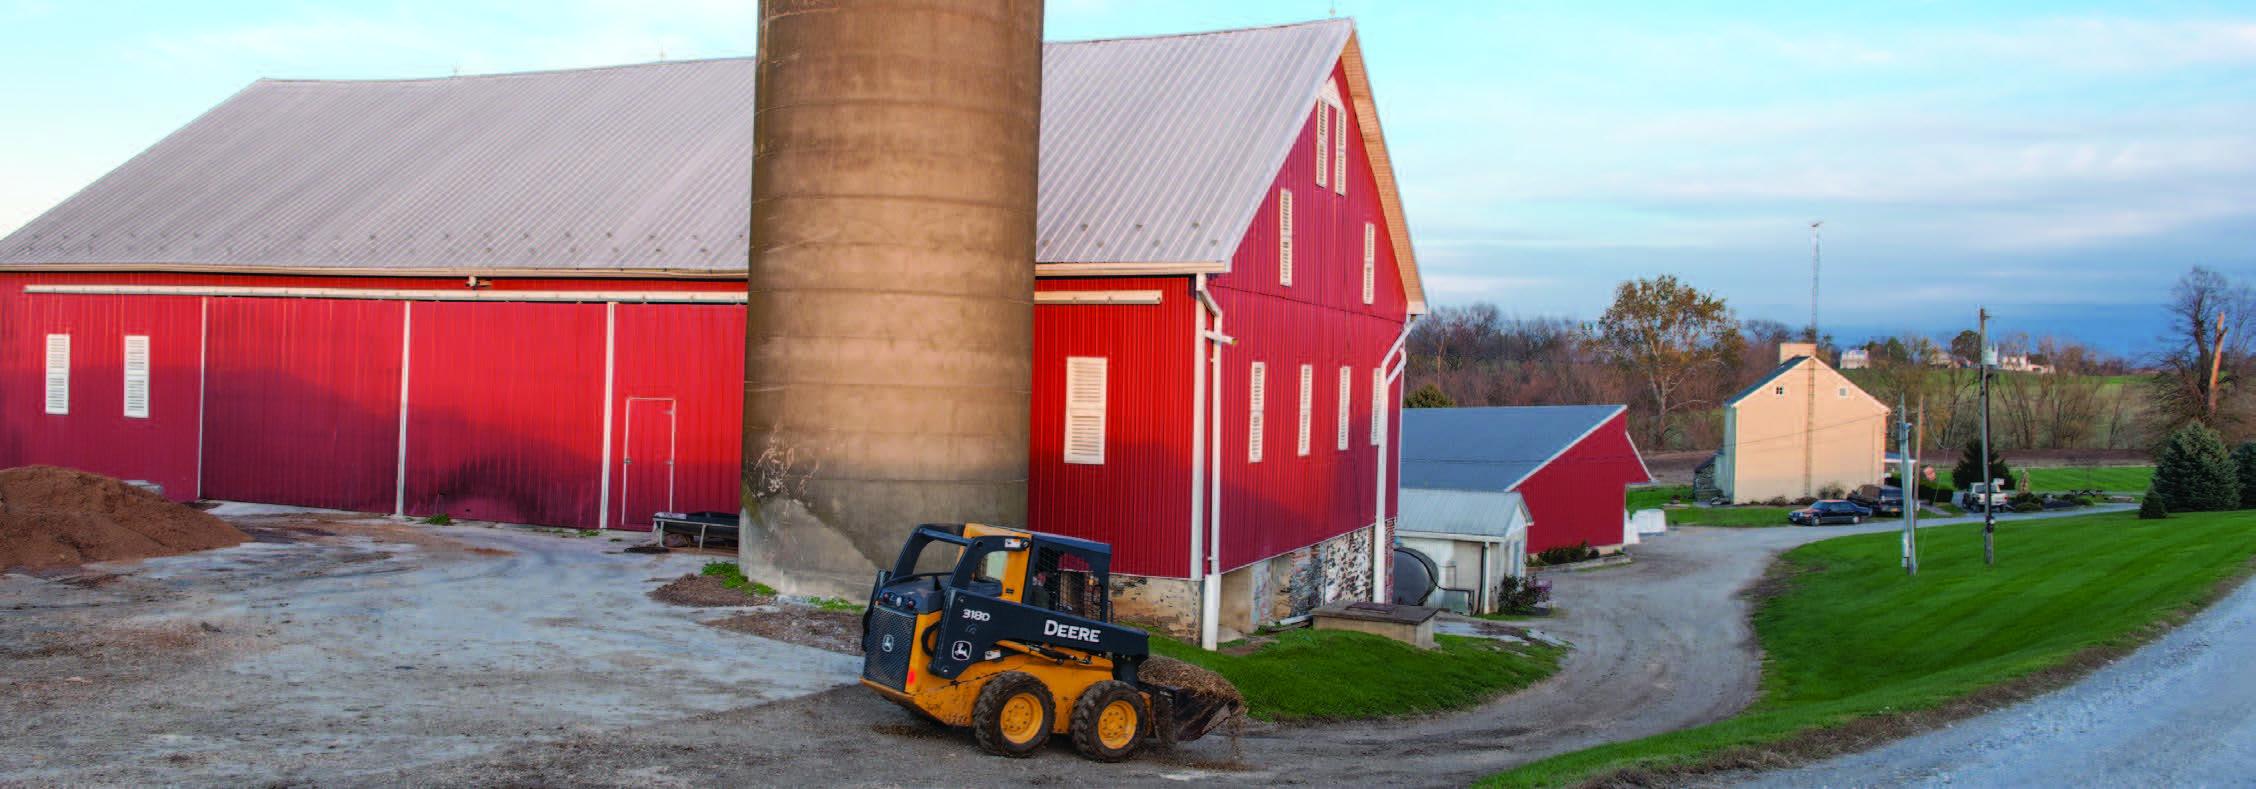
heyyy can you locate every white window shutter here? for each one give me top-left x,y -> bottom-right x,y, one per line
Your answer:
1336,366 -> 1352,450
122,335 -> 150,419
1362,222 -> 1377,305
1297,364 -> 1313,456
43,334 -> 69,415
1063,356 -> 1107,465
1333,105 -> 1348,195
1248,362 -> 1266,463
1278,189 -> 1294,286
1371,368 -> 1385,446
1314,104 -> 1330,188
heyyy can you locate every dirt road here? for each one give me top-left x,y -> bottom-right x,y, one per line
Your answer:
1741,554 -> 2256,788
0,505 -> 2125,787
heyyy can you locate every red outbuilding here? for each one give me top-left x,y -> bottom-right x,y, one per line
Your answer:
1399,405 -> 1654,555
0,20 -> 1422,643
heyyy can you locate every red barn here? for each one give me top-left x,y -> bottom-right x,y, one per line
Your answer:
0,19 -> 1421,643
1399,406 -> 1653,555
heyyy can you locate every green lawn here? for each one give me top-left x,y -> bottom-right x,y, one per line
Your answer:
1627,484 -> 1694,511
1485,509 -> 2256,787
1666,506 -> 1805,527
1151,629 -> 1563,722
1941,465 -> 2153,492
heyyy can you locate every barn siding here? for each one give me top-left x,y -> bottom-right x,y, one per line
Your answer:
610,303 -> 746,526
0,282 -> 202,499
1518,411 -> 1650,553
202,297 -> 403,512
1212,61 -> 1410,571
403,301 -> 607,527
1029,277 -> 1195,578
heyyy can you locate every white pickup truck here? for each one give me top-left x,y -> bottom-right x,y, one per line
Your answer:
1958,481 -> 2011,511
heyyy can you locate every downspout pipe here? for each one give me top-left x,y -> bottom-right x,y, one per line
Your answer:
1372,316 -> 1417,603
1195,275 -> 1233,650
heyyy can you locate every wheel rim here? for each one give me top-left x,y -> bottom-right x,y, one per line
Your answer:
1097,698 -> 1138,750
999,694 -> 1043,744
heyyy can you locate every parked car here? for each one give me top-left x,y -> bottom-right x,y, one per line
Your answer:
1789,500 -> 1874,526
1958,481 -> 2010,512
1848,484 -> 1904,516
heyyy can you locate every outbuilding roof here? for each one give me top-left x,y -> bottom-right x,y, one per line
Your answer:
1396,488 -> 1531,541
1399,404 -> 1642,492
0,19 -> 1422,308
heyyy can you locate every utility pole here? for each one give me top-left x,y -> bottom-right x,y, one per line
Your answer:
1901,398 -> 1918,575
1979,308 -> 1995,566
1804,221 -> 1823,497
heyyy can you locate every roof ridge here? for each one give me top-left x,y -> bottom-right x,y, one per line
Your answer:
1048,17 -> 1348,46
253,55 -> 758,87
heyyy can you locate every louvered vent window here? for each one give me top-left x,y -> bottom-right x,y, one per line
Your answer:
43,334 -> 69,415
1278,189 -> 1294,286
1370,368 -> 1385,446
1297,364 -> 1314,456
1063,356 -> 1106,465
1315,103 -> 1330,189
1333,103 -> 1348,195
1362,222 -> 1378,305
123,335 -> 150,419
1336,366 -> 1352,450
1248,362 -> 1266,463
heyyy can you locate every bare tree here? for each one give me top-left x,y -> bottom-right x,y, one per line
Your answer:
2149,267 -> 2254,439
1591,275 -> 1744,446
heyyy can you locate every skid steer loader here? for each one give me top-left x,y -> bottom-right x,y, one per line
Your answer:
859,523 -> 1238,760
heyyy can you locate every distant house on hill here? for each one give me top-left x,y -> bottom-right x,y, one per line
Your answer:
1699,343 -> 1889,503
1400,404 -> 1652,555
1839,348 -> 1870,369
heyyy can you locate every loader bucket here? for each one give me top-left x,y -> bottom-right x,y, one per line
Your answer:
1149,683 -> 1244,743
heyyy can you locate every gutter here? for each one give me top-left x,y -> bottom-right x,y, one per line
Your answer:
1194,274 -> 1234,650
1370,316 -> 1416,603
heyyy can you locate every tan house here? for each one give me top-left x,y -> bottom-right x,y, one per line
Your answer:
1700,343 -> 1889,503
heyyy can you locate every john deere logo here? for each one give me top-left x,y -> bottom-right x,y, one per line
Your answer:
880,634 -> 896,653
951,640 -> 973,661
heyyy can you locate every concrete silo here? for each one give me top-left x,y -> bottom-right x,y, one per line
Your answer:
740,0 -> 1042,598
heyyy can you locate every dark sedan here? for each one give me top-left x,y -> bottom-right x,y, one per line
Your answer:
1849,484 -> 1905,517
1789,499 -> 1874,526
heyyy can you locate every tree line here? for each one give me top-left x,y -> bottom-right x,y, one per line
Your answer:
1404,268 -> 2238,454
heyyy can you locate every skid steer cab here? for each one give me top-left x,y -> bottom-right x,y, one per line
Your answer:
859,523 -> 1222,760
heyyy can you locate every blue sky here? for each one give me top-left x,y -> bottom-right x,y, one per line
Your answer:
4,1 -> 2253,354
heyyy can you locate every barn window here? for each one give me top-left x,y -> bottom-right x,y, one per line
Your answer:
43,334 -> 69,415
1362,222 -> 1377,305
1370,368 -> 1385,446
1063,356 -> 1107,465
1297,364 -> 1314,457
122,335 -> 150,419
1332,103 -> 1348,196
1314,103 -> 1330,189
1249,362 -> 1267,462
1336,366 -> 1352,451
1278,189 -> 1294,286
1773,385 -> 1786,397
1837,386 -> 1849,399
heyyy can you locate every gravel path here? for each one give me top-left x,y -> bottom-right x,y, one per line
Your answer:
1742,543 -> 2256,788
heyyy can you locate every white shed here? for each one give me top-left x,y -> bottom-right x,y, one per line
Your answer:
1395,488 -> 1532,614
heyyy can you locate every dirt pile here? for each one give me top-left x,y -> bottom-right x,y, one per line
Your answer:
0,466 -> 247,571
707,609 -> 862,655
651,574 -> 773,607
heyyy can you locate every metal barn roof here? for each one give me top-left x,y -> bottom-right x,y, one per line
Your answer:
0,18 -> 1418,303
1397,488 -> 1530,541
1399,405 -> 1629,492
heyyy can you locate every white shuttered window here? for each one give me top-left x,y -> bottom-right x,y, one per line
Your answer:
1363,223 -> 1378,305
43,334 -> 69,415
122,335 -> 150,419
1336,366 -> 1352,450
1371,368 -> 1386,446
1297,364 -> 1313,456
1278,189 -> 1294,286
1314,104 -> 1330,188
1248,362 -> 1266,462
1063,356 -> 1106,465
1333,104 -> 1348,195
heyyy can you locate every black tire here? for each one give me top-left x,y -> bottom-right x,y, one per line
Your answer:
1070,680 -> 1148,762
972,671 -> 1053,758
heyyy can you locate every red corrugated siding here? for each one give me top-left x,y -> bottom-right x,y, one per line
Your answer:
1517,411 -> 1649,553
0,278 -> 202,499
1212,61 -> 1411,570
610,303 -> 746,527
403,301 -> 606,526
202,297 -> 402,512
1029,277 -> 1196,578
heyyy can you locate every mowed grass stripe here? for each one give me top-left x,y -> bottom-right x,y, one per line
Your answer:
1487,509 -> 2256,787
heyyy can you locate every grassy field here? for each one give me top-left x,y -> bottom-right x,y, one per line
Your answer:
1666,506 -> 1802,527
1484,509 -> 2256,787
1941,465 -> 2154,492
1627,484 -> 1694,511
1151,629 -> 1563,722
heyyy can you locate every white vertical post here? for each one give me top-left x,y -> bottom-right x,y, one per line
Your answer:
394,301 -> 412,518
597,302 -> 617,530
195,297 -> 209,499
1189,278 -> 1206,582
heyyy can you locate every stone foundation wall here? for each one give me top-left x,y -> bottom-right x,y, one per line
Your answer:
1108,574 -> 1201,639
1253,527 -> 1374,625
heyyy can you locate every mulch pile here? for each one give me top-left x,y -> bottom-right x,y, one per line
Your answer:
1141,655 -> 1244,708
650,574 -> 773,607
707,609 -> 863,655
0,466 -> 248,571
